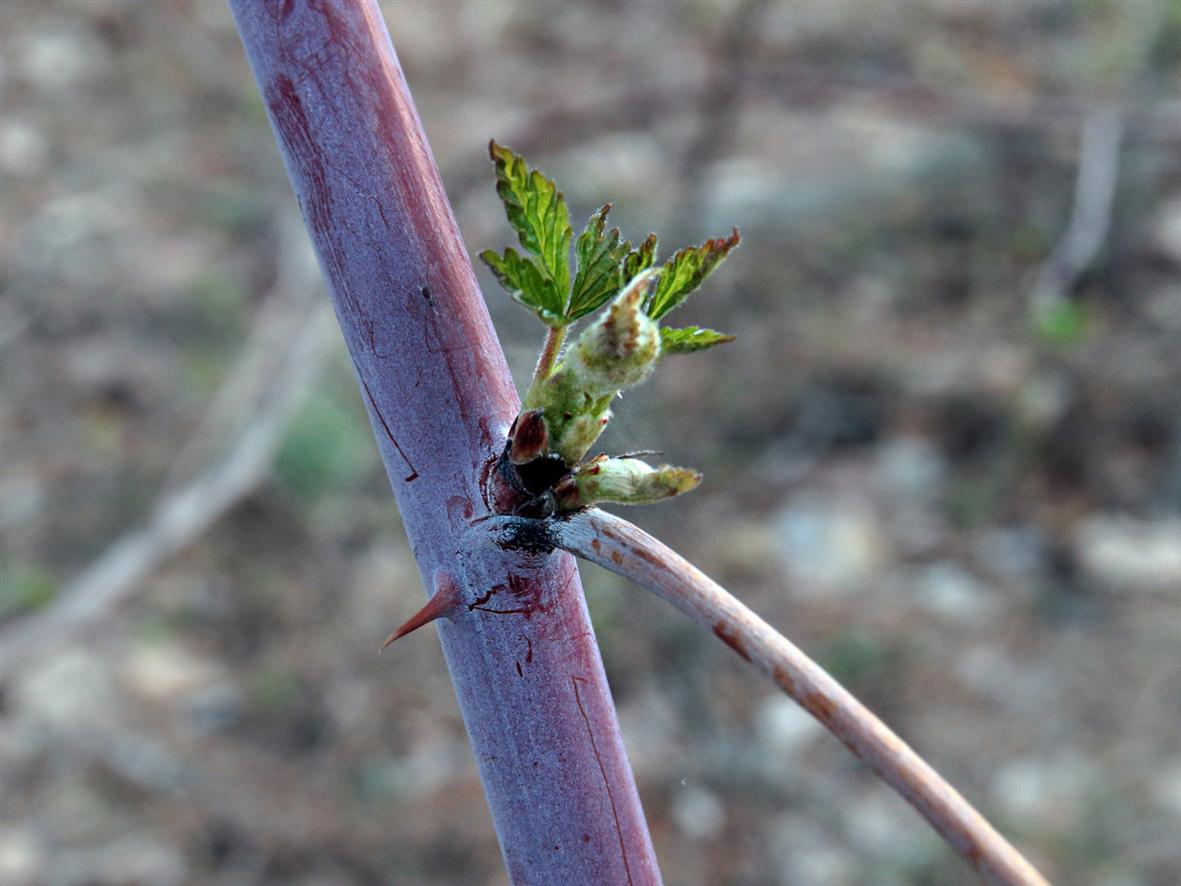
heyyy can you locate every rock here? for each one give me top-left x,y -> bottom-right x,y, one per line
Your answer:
875,438 -> 948,557
955,645 -> 1032,707
1153,763 -> 1181,818
785,845 -> 856,886
354,739 -> 467,803
875,437 -> 946,508
15,650 -> 118,732
14,21 -> 111,92
51,835 -> 186,886
0,827 -> 44,886
185,683 -> 245,735
756,694 -> 822,758
992,753 -> 1100,831
618,689 -> 681,773
975,526 -> 1045,582
911,562 -> 1000,625
772,494 -> 888,596
883,509 -> 945,559
0,118 -> 47,176
844,790 -> 932,865
1154,197 -> 1181,263
121,642 -> 226,702
0,471 -> 45,531
1074,515 -> 1181,595
771,816 -> 857,886
104,735 -> 184,792
671,785 -> 726,840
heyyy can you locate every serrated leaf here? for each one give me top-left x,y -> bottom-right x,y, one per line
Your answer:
488,141 -> 572,316
623,233 -> 658,280
480,247 -> 565,326
568,204 -> 630,322
645,228 -> 740,320
660,325 -> 735,354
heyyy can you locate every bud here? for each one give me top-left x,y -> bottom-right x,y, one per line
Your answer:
519,270 -> 664,467
549,406 -> 612,467
507,410 -> 549,465
554,455 -> 702,511
570,269 -> 662,396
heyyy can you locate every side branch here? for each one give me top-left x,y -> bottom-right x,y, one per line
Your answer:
546,509 -> 1048,886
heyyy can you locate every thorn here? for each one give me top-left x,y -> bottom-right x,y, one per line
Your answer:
380,570 -> 462,651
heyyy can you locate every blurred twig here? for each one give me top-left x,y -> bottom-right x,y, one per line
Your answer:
0,233 -> 333,666
1031,108 -> 1125,320
162,223 -> 324,490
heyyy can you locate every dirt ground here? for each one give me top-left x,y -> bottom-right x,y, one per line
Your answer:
2,1 -> 1180,884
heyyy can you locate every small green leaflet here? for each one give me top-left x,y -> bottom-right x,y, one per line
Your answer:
645,229 -> 741,320
568,204 -> 630,322
479,246 -> 566,326
623,233 -> 658,280
485,141 -> 572,323
660,325 -> 735,354
481,142 -> 740,340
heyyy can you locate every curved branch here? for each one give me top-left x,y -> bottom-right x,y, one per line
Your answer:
546,508 -> 1048,886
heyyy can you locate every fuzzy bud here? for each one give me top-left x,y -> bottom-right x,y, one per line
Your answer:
554,456 -> 702,511
570,269 -> 661,396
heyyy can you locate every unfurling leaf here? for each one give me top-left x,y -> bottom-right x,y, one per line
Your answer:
645,228 -> 740,320
623,233 -> 658,280
488,141 -> 572,319
660,325 -> 735,354
568,204 -> 630,322
479,247 -> 565,326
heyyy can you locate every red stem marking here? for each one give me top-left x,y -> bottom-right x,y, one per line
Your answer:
572,675 -> 633,886
359,376 -> 419,481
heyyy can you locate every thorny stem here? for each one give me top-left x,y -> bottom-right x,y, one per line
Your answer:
534,509 -> 1049,886
231,2 -> 659,882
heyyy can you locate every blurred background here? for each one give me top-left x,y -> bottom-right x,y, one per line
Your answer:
2,1 -> 1180,884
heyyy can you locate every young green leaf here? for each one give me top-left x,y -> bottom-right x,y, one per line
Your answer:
623,233 -> 658,280
568,204 -> 630,322
488,141 -> 572,314
660,325 -> 735,354
645,228 -> 740,320
479,247 -> 565,326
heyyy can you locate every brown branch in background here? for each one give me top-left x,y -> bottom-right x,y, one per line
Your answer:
0,286 -> 334,666
1031,108 -> 1124,319
533,508 -> 1049,886
162,222 -> 323,491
